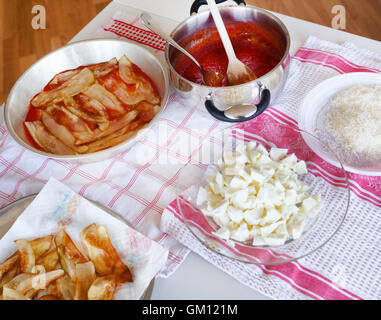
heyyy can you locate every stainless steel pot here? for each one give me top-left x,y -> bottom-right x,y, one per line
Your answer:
164,0 -> 290,123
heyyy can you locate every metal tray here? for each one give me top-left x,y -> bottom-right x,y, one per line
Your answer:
0,194 -> 154,300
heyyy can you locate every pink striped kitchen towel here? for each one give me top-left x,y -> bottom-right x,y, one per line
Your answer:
0,9 -> 227,278
160,36 -> 381,300
0,7 -> 380,300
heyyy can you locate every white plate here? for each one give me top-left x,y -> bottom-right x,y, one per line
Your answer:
0,194 -> 154,300
298,72 -> 381,176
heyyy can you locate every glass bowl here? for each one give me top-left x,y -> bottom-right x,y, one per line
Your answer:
175,121 -> 350,265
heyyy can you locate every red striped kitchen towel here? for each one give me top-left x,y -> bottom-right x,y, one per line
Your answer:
0,8 -> 380,301
0,10 -> 225,278
160,36 -> 381,300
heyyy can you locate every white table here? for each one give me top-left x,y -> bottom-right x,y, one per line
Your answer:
71,0 -> 381,300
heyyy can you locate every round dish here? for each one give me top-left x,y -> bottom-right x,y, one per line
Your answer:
4,39 -> 169,163
175,122 -> 350,265
0,194 -> 154,300
298,72 -> 381,176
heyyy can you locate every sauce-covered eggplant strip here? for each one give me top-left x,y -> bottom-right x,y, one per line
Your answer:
24,55 -> 161,155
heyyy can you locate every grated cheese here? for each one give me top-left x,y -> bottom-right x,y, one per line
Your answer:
324,85 -> 381,159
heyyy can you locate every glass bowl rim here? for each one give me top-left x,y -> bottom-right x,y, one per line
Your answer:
175,121 -> 351,265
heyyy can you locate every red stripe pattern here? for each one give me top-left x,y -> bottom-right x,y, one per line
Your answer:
160,37 -> 381,300
0,12 -> 380,300
104,19 -> 166,51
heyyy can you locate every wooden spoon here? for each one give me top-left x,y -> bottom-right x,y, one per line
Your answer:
206,0 -> 257,86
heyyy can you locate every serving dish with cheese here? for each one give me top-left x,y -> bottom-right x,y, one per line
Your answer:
176,122 -> 350,265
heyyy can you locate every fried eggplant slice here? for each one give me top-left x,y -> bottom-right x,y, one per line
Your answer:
37,249 -> 59,272
0,254 -> 19,279
15,239 -> 35,273
89,58 -> 118,78
136,101 -> 160,122
39,294 -> 62,300
83,83 -> 126,117
99,71 -> 144,106
87,275 -> 116,300
0,264 -> 19,295
2,287 -> 31,300
118,55 -> 139,85
27,278 -> 59,299
30,235 -> 53,260
41,110 -> 88,153
90,110 -> 138,142
95,224 -> 133,283
46,281 -> 59,296
49,104 -> 94,142
24,287 -> 41,299
24,121 -> 77,155
64,95 -> 109,131
4,270 -> 64,295
73,261 -> 96,300
80,224 -> 113,276
85,128 -> 138,153
47,69 -> 81,89
45,105 -> 93,145
56,275 -> 74,300
55,230 -> 87,281
31,68 -> 95,107
81,224 -> 133,283
118,55 -> 160,105
3,273 -> 33,292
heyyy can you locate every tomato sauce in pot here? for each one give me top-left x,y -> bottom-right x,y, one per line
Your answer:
174,21 -> 285,87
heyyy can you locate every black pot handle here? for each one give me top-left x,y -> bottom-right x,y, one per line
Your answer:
190,0 -> 246,15
205,88 -> 271,123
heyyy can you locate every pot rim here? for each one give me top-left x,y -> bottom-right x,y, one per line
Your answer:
164,4 -> 291,89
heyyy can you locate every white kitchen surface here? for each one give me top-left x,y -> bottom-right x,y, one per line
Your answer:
70,0 -> 381,300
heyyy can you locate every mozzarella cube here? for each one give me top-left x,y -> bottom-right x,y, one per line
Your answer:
294,160 -> 308,174
230,222 -> 250,242
213,226 -> 231,240
284,189 -> 298,205
257,153 -> 273,165
250,168 -> 266,183
264,233 -> 288,247
260,220 -> 284,237
227,206 -> 244,224
238,167 -> 253,183
261,207 -> 282,225
230,176 -> 249,189
197,187 -> 208,206
231,189 -> 249,208
281,154 -> 298,167
253,236 -> 267,246
208,201 -> 229,217
256,144 -> 268,155
244,207 -> 264,225
287,215 -> 306,239
223,151 -> 236,165
246,141 -> 257,152
270,148 -> 288,161
301,197 -> 319,213
248,148 -> 261,163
